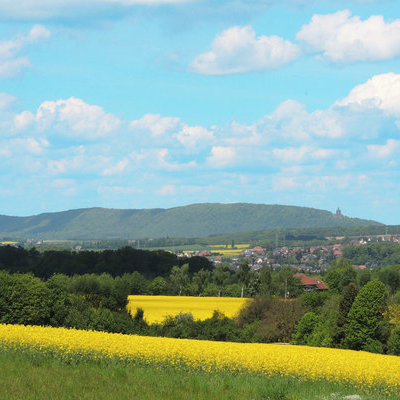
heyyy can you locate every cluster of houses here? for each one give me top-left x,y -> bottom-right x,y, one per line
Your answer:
176,235 -> 400,278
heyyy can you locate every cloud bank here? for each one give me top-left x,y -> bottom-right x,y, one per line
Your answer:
191,26 -> 300,75
1,73 -> 398,215
297,10 -> 400,63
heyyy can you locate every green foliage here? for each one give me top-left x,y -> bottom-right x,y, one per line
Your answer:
378,265 -> 400,294
332,283 -> 358,347
259,266 -> 272,295
0,245 -> 179,279
345,280 -> 389,351
222,284 -> 241,297
237,297 -> 272,327
325,259 -> 357,293
0,271 -> 52,325
363,340 -> 384,354
292,312 -> 320,345
387,326 -> 400,355
293,295 -> 339,348
307,295 -> 339,348
343,243 -> 400,267
256,298 -> 305,343
186,256 -> 213,275
278,266 -> 302,298
169,264 -> 189,296
212,264 -> 231,295
357,269 -> 371,287
149,276 -> 168,295
301,291 -> 330,311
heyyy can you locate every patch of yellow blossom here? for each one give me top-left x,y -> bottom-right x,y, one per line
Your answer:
0,323 -> 399,392
386,305 -> 400,327
213,249 -> 244,256
210,244 -> 249,249
126,295 -> 248,324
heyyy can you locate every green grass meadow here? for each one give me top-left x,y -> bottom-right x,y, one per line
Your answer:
0,349 -> 399,400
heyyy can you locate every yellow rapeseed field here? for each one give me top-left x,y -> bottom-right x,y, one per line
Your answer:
210,244 -> 249,249
214,249 -> 243,256
0,324 -> 399,393
127,295 -> 248,324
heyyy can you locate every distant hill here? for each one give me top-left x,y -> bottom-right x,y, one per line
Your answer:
0,203 -> 382,240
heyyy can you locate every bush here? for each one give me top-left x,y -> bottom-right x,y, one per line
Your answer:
363,339 -> 384,354
237,296 -> 272,326
387,327 -> 400,355
345,280 -> 388,351
291,312 -> 320,345
256,298 -> 305,343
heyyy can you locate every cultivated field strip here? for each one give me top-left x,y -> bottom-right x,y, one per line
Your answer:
0,324 -> 399,392
126,295 -> 248,323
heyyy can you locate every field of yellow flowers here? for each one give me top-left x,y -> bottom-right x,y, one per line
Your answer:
0,323 -> 399,393
127,295 -> 248,323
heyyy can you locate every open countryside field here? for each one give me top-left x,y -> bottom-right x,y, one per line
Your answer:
210,244 -> 250,249
2,350 -> 397,400
0,324 -> 399,396
127,295 -> 248,323
140,243 -> 249,255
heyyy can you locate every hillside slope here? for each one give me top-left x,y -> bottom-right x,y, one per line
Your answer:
0,203 -> 382,239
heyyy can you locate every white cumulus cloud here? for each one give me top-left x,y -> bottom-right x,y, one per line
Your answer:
191,25 -> 300,75
130,113 -> 180,137
297,10 -> 400,63
35,97 -> 121,139
0,137 -> 49,157
261,100 -> 344,141
207,146 -> 236,167
175,124 -> 214,147
336,73 -> 400,116
158,148 -> 197,171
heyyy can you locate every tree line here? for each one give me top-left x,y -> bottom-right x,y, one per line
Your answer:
0,267 -> 399,355
343,242 -> 400,267
0,245 -> 195,278
1,244 -> 400,355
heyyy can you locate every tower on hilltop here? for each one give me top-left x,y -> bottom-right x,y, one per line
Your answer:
335,207 -> 343,217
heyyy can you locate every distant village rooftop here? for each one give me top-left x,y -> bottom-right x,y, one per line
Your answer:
294,273 -> 329,291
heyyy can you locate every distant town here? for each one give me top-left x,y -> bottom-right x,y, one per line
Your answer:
3,230 -> 400,276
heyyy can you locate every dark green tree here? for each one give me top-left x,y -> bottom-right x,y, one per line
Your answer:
332,283 -> 358,347
378,265 -> 400,294
292,312 -> 320,345
345,280 -> 389,352
0,272 -> 52,325
149,276 -> 168,295
169,264 -> 189,296
259,266 -> 272,295
325,259 -> 356,293
387,326 -> 400,355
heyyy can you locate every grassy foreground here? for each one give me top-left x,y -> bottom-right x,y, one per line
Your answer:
0,349 -> 398,400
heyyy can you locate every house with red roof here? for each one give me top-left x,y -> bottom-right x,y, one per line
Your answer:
294,273 -> 329,291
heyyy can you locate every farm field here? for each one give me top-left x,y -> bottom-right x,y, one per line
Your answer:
139,243 -> 249,256
126,295 -> 248,323
0,323 -> 399,396
0,348 -> 397,400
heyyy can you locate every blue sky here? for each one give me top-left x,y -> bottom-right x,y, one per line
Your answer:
0,0 -> 399,224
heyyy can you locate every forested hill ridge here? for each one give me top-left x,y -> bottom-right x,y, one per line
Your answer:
0,203 -> 382,240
